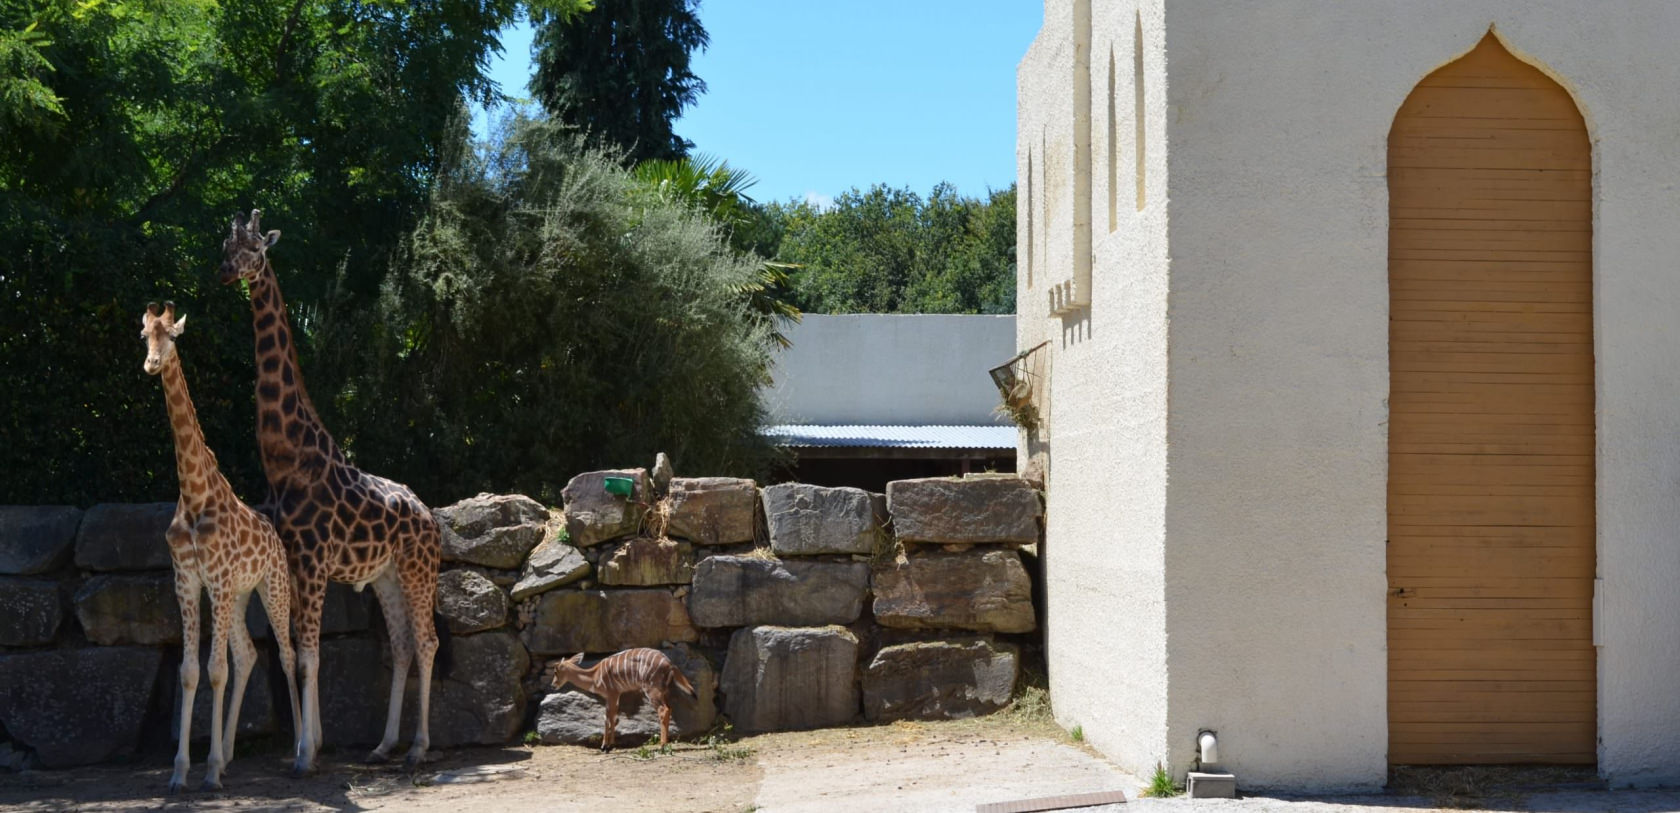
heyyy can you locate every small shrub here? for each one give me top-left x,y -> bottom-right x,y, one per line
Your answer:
1144,763 -> 1182,798
1069,724 -> 1084,743
523,730 -> 540,746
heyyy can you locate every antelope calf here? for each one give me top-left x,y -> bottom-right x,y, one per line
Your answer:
551,648 -> 697,750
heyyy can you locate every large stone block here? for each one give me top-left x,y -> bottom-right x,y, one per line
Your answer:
437,493 -> 550,570
173,647 -> 278,742
436,569 -> 509,634
0,506 -> 81,575
872,549 -> 1036,633
523,589 -> 697,656
886,476 -> 1042,545
664,478 -> 757,545
73,572 -> 181,645
562,469 -> 651,547
0,647 -> 162,767
434,493 -> 550,537
0,577 -> 61,647
420,631 -> 531,749
762,483 -> 880,556
688,555 -> 869,628
598,537 -> 695,586
74,503 -> 175,571
510,538 -> 590,600
317,636 -> 390,747
861,639 -> 1019,722
536,644 -> 716,747
721,625 -> 857,734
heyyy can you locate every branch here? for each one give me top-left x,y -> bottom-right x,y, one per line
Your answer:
274,0 -> 308,80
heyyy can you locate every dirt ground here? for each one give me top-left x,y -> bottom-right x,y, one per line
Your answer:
7,716 -> 1680,813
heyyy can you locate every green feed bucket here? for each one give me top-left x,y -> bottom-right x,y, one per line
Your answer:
602,476 -> 635,498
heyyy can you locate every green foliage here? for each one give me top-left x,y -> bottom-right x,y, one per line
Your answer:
333,117 -> 775,505
767,183 -> 1016,315
1144,763 -> 1183,797
1069,724 -> 1084,743
532,0 -> 707,163
0,0 -> 577,505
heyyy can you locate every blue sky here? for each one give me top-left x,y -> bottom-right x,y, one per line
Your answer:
476,2 -> 1043,207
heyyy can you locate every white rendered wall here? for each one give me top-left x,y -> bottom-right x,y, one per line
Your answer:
1026,0 -> 1680,792
1021,0 -> 1173,781
762,314 -> 1016,425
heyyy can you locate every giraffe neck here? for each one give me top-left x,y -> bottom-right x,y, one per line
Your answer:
249,260 -> 344,489
158,353 -> 221,507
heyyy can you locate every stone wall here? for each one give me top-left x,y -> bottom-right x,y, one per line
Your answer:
0,469 -> 1041,767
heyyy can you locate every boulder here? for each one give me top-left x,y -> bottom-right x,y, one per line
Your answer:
762,484 -> 880,556
73,503 -> 175,571
441,523 -> 546,570
436,569 -> 509,634
664,478 -> 757,546
688,555 -> 869,628
861,639 -> 1019,722
434,493 -> 550,538
419,631 -> 531,749
651,452 -> 675,496
73,572 -> 181,645
0,647 -> 163,767
510,539 -> 590,600
523,589 -> 697,656
886,477 -> 1042,546
173,647 -> 277,742
721,625 -> 857,734
872,549 -> 1036,633
561,469 -> 651,547
0,506 -> 81,575
597,537 -> 695,586
0,577 -> 61,647
536,644 -> 716,746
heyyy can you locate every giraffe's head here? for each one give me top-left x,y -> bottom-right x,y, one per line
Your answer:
218,208 -> 281,285
140,302 -> 187,375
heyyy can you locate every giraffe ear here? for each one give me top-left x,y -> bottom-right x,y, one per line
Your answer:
264,229 -> 281,248
171,314 -> 187,336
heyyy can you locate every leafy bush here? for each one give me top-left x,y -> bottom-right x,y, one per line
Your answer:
330,118 -> 777,505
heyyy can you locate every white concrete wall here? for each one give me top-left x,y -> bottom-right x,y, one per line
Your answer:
1025,0 -> 1680,792
762,314 -> 1016,425
1021,0 -> 1174,781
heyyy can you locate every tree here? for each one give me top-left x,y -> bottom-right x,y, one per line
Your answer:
333,117 -> 775,505
531,0 -> 707,163
767,183 -> 1017,315
0,0 -> 581,505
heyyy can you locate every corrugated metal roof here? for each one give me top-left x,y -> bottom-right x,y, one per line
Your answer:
762,424 -> 1017,449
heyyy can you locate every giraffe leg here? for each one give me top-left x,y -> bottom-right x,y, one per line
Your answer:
367,567 -> 412,764
291,577 -> 327,777
170,575 -> 201,794
201,589 -> 234,791
221,591 -> 258,765
259,568 -> 303,765
397,553 -> 439,770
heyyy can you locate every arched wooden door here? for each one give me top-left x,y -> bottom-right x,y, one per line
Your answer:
1387,33 -> 1595,765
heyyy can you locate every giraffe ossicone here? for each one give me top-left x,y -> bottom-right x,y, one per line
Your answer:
141,302 -> 302,793
220,209 -> 442,774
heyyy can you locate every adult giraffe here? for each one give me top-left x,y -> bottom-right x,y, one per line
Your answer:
218,209 -> 440,774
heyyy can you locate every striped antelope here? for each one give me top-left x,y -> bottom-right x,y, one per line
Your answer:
551,648 -> 697,750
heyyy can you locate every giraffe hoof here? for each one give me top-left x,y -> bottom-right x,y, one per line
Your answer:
401,754 -> 422,772
290,762 -> 316,779
363,749 -> 391,765
167,779 -> 187,795
198,778 -> 223,793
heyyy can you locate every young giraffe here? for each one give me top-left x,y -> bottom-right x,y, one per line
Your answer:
551,649 -> 697,750
218,210 -> 441,773
140,302 -> 301,793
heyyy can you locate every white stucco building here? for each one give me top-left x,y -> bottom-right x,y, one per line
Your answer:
1019,0 -> 1680,791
